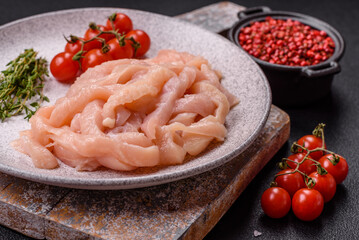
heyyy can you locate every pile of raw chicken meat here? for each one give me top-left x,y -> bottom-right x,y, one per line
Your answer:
13,50 -> 238,171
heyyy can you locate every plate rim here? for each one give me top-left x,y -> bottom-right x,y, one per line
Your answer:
0,7 -> 272,190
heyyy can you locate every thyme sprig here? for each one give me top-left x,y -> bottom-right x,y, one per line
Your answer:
0,49 -> 49,121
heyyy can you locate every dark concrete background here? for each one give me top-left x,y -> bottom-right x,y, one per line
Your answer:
0,0 -> 358,239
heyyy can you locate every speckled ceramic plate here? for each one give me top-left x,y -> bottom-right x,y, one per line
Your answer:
0,8 -> 271,190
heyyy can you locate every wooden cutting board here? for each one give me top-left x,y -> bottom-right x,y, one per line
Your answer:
0,2 -> 290,239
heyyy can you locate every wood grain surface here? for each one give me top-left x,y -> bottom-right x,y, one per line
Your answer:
0,2 -> 291,239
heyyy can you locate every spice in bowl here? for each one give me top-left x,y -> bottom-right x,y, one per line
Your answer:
238,17 -> 335,67
228,6 -> 345,106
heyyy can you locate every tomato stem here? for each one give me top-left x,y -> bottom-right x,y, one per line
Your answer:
270,181 -> 277,187
89,22 -> 98,30
277,135 -> 333,186
313,123 -> 326,138
67,13 -> 140,67
108,13 -> 117,27
305,176 -> 316,189
127,36 -> 141,57
316,164 -> 328,175
291,142 -> 336,156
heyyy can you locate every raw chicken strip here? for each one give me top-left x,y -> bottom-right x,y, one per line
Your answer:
13,49 -> 239,171
173,93 -> 216,117
11,131 -> 58,169
141,67 -> 196,139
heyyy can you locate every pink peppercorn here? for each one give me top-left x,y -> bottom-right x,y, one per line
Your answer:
238,16 -> 335,66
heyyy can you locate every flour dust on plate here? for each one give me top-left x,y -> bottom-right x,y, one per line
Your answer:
0,8 -> 271,190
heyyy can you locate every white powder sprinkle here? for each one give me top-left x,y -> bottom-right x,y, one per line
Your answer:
254,230 -> 262,237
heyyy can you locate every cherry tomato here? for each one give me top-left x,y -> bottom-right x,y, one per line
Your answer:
261,187 -> 291,219
107,38 -> 134,59
106,13 -> 133,34
64,38 -> 91,55
82,49 -> 113,72
126,29 -> 151,57
286,153 -> 316,175
297,135 -> 326,160
50,52 -> 79,83
84,25 -> 114,50
319,154 -> 348,184
65,39 -> 82,54
308,172 -> 336,203
292,188 -> 324,221
275,169 -> 305,197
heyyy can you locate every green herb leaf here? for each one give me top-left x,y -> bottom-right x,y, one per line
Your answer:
0,49 -> 48,121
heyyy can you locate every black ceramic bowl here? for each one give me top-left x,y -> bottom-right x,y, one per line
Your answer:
228,6 -> 345,107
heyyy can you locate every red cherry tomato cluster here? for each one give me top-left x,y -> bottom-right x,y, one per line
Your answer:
50,13 -> 151,83
261,123 -> 348,221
